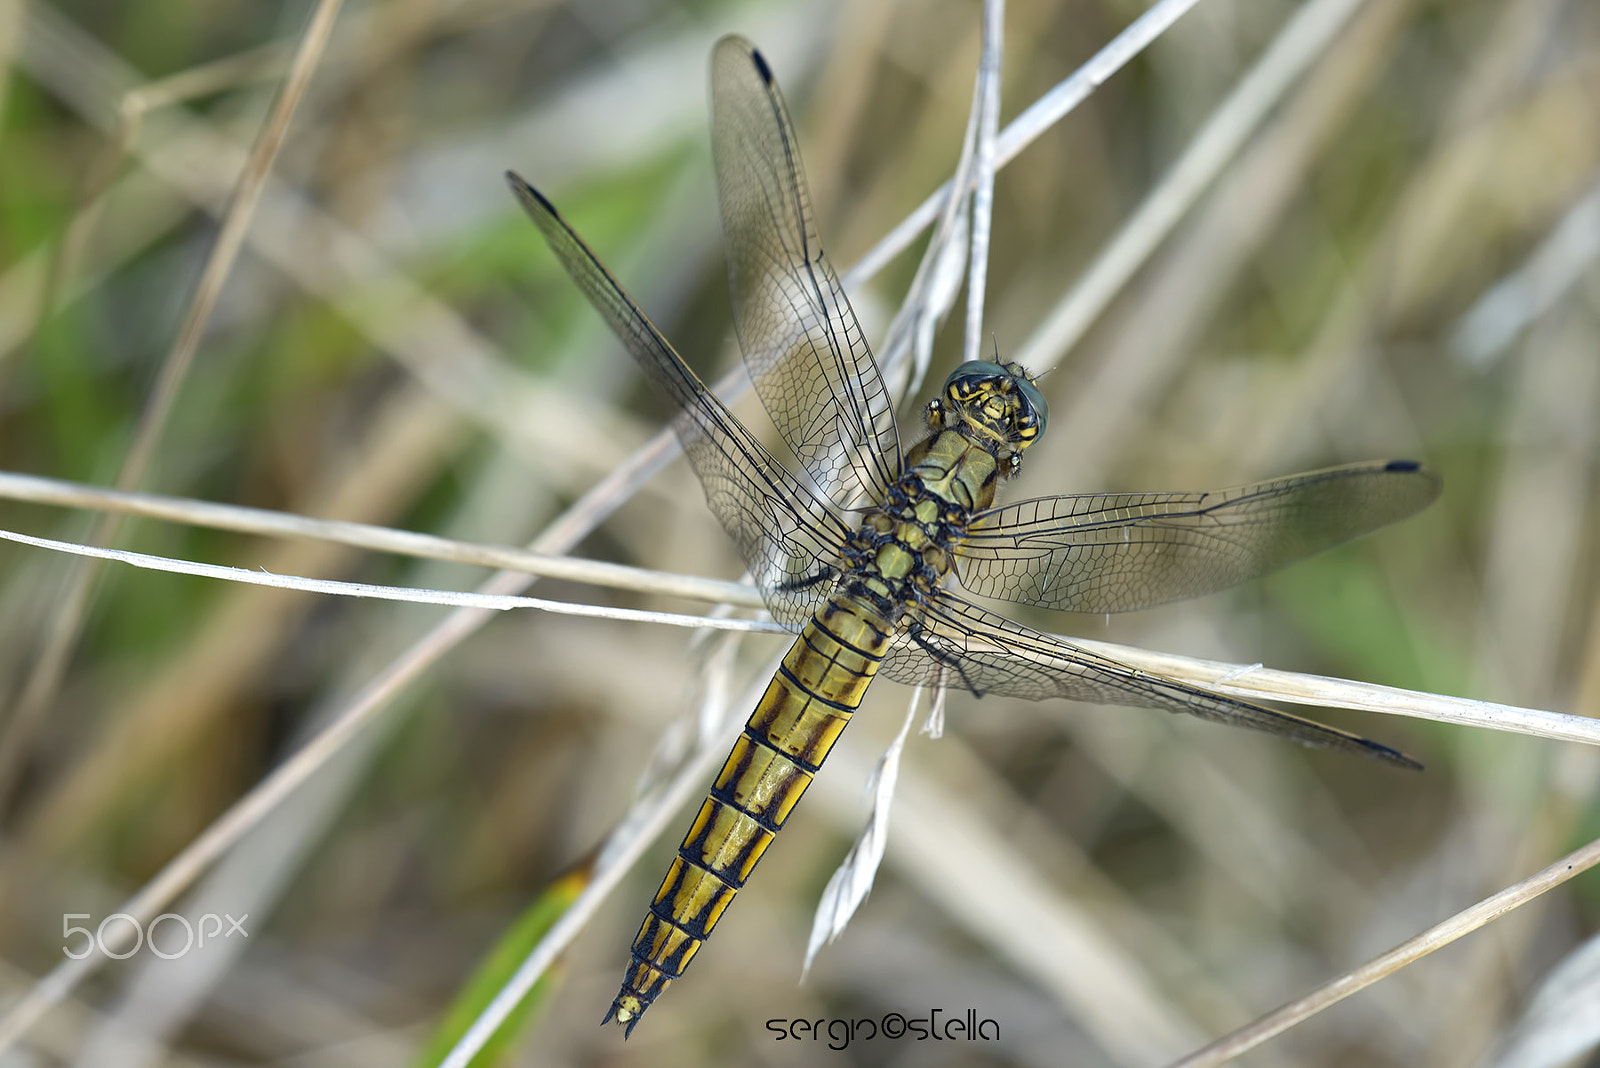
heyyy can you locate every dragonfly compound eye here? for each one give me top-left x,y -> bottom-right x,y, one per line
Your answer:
1015,374 -> 1048,437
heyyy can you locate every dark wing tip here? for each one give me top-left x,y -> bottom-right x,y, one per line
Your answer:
1367,740 -> 1425,772
1375,457 -> 1443,508
505,170 -> 556,215
750,47 -> 774,84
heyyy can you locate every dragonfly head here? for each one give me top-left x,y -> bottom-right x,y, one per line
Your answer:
929,360 -> 1049,473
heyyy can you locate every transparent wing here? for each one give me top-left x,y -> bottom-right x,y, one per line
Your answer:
880,591 -> 1419,768
955,461 -> 1441,613
509,175 -> 848,625
710,36 -> 901,509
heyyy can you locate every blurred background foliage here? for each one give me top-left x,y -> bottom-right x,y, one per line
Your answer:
0,0 -> 1598,1064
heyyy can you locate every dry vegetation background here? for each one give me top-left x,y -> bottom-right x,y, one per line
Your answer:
0,0 -> 1599,1064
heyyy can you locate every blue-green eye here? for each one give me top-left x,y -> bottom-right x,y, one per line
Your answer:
943,361 -> 1009,390
1017,376 -> 1049,434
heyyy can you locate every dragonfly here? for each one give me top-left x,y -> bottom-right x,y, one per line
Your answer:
508,35 -> 1439,1037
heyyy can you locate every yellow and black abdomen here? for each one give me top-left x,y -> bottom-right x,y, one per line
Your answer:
606,595 -> 891,1033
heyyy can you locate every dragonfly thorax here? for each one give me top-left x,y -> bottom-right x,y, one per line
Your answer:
839,479 -> 963,626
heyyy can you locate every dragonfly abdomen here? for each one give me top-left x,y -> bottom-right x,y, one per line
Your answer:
607,595 -> 891,1034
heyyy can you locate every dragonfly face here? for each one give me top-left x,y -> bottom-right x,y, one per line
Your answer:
508,33 -> 1440,1039
928,360 -> 1050,472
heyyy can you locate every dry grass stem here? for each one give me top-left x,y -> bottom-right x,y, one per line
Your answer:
962,0 -> 1005,366
0,525 -> 779,633
1451,168 -> 1600,365
1014,0 -> 1375,371
803,697 -> 920,976
1167,834 -> 1600,1068
1071,637 -> 1596,746
0,469 -> 760,608
843,0 -> 1207,288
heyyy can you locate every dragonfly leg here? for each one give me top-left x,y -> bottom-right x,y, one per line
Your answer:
906,619 -> 987,697
777,567 -> 839,595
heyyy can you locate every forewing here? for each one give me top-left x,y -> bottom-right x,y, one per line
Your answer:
509,174 -> 849,625
879,591 -> 1419,768
956,460 -> 1441,613
710,36 -> 901,508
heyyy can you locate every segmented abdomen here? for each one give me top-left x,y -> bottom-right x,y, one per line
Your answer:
606,595 -> 890,1034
